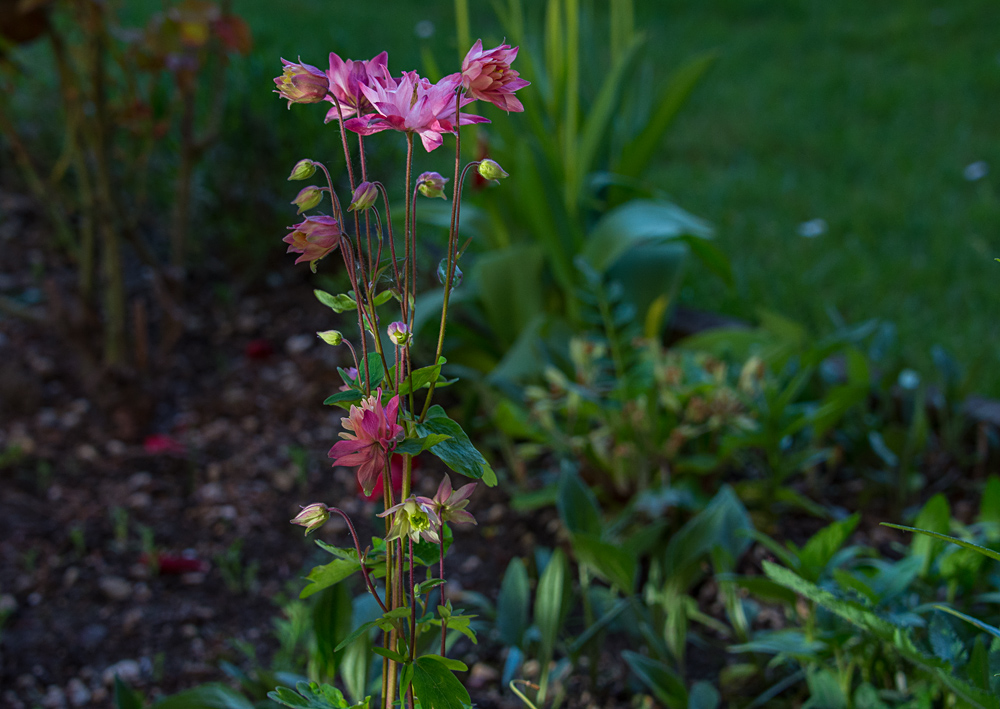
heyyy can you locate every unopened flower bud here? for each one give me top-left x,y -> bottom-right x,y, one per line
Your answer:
477,158 -> 508,181
290,503 -> 330,536
291,185 -> 324,214
318,330 -> 343,346
349,181 -> 378,212
288,159 -> 317,181
387,321 -> 412,347
417,171 -> 449,199
274,58 -> 329,106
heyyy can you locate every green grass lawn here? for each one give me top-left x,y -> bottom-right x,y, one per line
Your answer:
637,0 -> 1000,394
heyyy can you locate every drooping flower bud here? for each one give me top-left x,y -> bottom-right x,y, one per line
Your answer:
387,321 -> 412,347
291,185 -> 324,214
290,503 -> 330,536
288,159 -> 317,181
283,215 -> 342,265
416,171 -> 449,199
349,181 -> 378,212
477,158 -> 508,182
274,58 -> 329,107
318,330 -> 343,346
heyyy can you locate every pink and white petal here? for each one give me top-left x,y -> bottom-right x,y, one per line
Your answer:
447,509 -> 477,525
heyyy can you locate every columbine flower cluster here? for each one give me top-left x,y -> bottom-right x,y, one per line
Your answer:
275,38 -> 523,709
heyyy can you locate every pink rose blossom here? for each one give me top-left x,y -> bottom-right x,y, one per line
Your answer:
283,215 -> 342,265
324,51 -> 391,123
274,58 -> 329,107
349,72 -> 489,152
329,389 -> 404,496
461,40 -> 529,112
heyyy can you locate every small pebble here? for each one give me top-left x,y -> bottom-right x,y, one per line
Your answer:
98,576 -> 132,601
79,624 -> 108,649
285,333 -> 313,355
40,685 -> 66,709
102,659 -> 141,686
66,679 -> 90,707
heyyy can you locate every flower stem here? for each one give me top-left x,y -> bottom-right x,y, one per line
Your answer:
439,528 -> 447,655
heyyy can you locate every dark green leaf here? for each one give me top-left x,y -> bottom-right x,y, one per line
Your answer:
571,532 -> 636,592
497,557 -> 530,648
333,619 -> 383,653
416,406 -> 497,486
323,389 -> 364,406
934,605 -> 1000,642
114,677 -> 144,709
797,514 -> 860,582
394,358 -> 447,396
394,434 -> 451,456
371,647 -> 408,664
300,559 -> 361,599
688,681 -> 720,709
357,353 -> 385,392
557,467 -> 602,536
410,656 -> 470,709
153,684 -> 253,709
266,681 -> 362,709
536,548 -> 569,678
622,651 -> 687,709
803,668 -> 847,709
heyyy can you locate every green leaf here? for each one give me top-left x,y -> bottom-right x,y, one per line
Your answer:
430,612 -> 478,644
392,358 -> 447,396
315,290 -> 357,313
394,434 -> 451,456
730,630 -> 826,659
497,557 -> 530,648
114,677 -> 144,709
571,532 -> 636,593
371,647 -> 409,664
803,668 -> 847,709
557,467 -> 602,536
357,353 -> 385,392
881,524 -> 1000,564
622,651 -> 687,709
661,487 -> 751,577
323,389 -> 364,406
617,51 -> 717,179
333,619 -> 382,653
979,476 -> 1000,525
299,559 -> 361,599
373,291 -> 394,307
797,514 -> 860,582
934,605 -> 1000,642
471,245 -> 546,348
153,684 -> 253,709
312,583 -> 352,680
410,655 -> 471,709
416,406 -> 497,486
266,682 -> 362,709
582,199 -> 713,274
536,548 -> 569,693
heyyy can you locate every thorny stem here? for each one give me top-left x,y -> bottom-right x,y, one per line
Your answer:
327,507 -> 387,612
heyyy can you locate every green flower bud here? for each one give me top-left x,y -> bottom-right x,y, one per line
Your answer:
477,158 -> 508,181
416,171 -> 449,199
349,181 -> 378,212
317,330 -> 343,346
291,185 -> 324,214
288,159 -> 317,181
290,503 -> 330,536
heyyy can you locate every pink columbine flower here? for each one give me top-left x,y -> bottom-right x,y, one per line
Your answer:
274,58 -> 329,107
387,321 -> 411,347
349,72 -> 489,152
324,51 -> 391,123
328,389 -> 404,496
461,40 -> 529,112
417,475 -> 477,527
283,215 -> 341,265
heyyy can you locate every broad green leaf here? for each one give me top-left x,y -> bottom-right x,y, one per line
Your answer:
797,514 -> 860,582
373,291 -> 394,307
582,199 -> 713,274
371,647 -> 408,664
979,476 -> 1000,526
266,681 -> 363,709
315,290 -> 357,313
410,655 -> 470,709
114,677 -> 144,709
661,487 -> 751,577
622,651 -> 687,709
356,353 -> 385,392
416,406 -> 497,486
333,619 -> 382,653
803,668 -> 847,709
882,524 -> 1000,564
679,235 -> 733,287
394,434 -> 451,456
471,245 -> 545,348
153,684 -> 253,709
497,558 -> 530,648
606,241 -> 687,337
617,51 -> 717,179
300,559 -> 361,599
391,358 -> 446,396
557,467 -> 602,536
312,584 -> 352,680
571,532 -> 636,593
